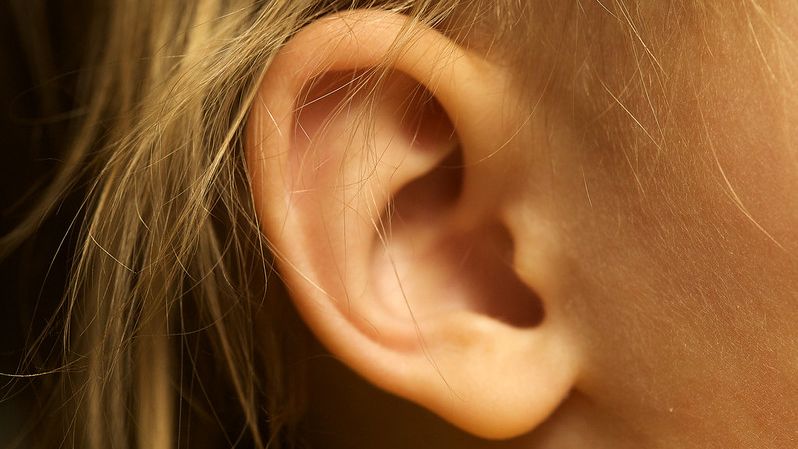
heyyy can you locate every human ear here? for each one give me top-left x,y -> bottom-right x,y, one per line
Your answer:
246,10 -> 581,439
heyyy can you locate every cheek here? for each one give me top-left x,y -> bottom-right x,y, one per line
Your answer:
536,27 -> 798,447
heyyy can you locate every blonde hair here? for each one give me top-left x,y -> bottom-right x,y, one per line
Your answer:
5,1 -> 796,448
3,1 -> 512,448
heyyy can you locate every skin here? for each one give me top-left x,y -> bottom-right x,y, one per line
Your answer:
251,3 -> 798,448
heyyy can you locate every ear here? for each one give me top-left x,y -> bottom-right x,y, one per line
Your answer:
246,10 -> 581,439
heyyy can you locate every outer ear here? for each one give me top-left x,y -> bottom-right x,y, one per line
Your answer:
246,10 -> 581,439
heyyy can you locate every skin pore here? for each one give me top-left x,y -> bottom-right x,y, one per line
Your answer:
273,3 -> 798,449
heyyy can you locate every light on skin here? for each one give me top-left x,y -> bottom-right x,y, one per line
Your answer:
249,4 -> 798,449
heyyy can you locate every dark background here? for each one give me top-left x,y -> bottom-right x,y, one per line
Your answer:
0,1 -> 88,444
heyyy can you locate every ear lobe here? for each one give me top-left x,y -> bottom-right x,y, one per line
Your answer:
246,10 -> 582,439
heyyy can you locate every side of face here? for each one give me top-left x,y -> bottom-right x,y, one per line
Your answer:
245,3 -> 798,448
533,2 -> 798,447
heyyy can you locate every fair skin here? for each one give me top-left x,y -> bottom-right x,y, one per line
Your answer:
247,6 -> 798,449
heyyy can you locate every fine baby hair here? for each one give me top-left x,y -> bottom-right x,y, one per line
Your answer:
1,1 -> 796,449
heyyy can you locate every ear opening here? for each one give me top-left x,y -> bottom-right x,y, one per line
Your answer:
372,140 -> 546,330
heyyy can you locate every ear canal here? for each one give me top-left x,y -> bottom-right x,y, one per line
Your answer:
375,147 -> 546,329
247,10 -> 582,440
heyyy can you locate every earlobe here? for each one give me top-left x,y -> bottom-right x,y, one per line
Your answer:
246,10 -> 582,439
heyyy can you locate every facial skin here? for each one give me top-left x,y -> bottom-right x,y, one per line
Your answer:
511,2 -> 798,447
250,3 -> 798,449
